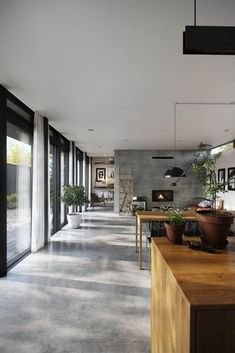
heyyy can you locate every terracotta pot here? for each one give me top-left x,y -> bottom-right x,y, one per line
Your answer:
164,222 -> 185,244
196,210 -> 234,249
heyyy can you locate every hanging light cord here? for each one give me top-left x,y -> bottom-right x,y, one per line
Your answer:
194,0 -> 197,26
174,103 -> 176,166
171,158 -> 198,186
174,103 -> 176,152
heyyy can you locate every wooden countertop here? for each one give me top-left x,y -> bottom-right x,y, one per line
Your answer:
152,237 -> 235,309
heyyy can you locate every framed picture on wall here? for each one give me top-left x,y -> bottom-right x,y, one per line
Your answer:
228,167 -> 235,190
96,168 -> 106,182
218,168 -> 225,190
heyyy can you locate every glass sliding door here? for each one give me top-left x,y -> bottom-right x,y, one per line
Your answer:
76,148 -> 83,187
79,151 -> 83,187
49,144 -> 56,235
60,150 -> 66,225
60,137 -> 69,227
76,148 -> 83,212
0,85 -> 34,276
6,121 -> 32,265
76,158 -> 80,186
49,126 -> 69,235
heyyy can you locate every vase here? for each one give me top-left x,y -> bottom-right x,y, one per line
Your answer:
164,222 -> 185,244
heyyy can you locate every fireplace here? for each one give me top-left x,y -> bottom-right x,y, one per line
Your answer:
152,190 -> 173,202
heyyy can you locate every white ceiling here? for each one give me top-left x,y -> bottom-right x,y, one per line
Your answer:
1,0 -> 235,156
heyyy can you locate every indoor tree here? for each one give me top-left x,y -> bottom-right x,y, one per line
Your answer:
193,143 -> 226,212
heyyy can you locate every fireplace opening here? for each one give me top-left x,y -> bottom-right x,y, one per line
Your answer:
152,190 -> 173,202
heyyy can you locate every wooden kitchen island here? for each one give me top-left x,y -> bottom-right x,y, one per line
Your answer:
151,237 -> 235,353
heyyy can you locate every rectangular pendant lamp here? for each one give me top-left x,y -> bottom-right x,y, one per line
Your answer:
183,26 -> 235,55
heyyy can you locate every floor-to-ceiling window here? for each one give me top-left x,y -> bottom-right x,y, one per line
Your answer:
7,122 -> 32,265
85,154 -> 90,208
49,143 -> 56,235
49,127 -> 69,235
60,149 -> 66,224
76,148 -> 83,187
75,148 -> 84,212
0,85 -> 34,275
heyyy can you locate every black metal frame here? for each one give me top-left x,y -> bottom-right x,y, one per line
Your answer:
75,148 -> 78,185
96,168 -> 106,182
71,141 -> 75,185
49,143 -> 58,235
0,85 -> 34,276
0,89 -> 7,277
49,126 -> 69,235
228,167 -> 235,191
76,148 -> 83,187
75,148 -> 84,212
44,117 -> 49,244
218,168 -> 226,191
84,154 -> 90,210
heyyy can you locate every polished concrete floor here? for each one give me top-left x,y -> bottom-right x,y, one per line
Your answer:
0,208 -> 150,353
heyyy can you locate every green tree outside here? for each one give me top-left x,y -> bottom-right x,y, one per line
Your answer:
7,144 -> 31,167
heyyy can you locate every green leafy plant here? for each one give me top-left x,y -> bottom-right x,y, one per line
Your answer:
7,144 -> 31,167
166,208 -> 184,226
192,143 -> 226,212
60,185 -> 87,214
7,193 -> 18,209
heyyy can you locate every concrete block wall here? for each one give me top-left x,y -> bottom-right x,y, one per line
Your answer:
114,150 -> 202,213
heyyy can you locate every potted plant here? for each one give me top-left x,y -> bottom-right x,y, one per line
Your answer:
192,143 -> 234,249
164,208 -> 185,244
60,185 -> 87,228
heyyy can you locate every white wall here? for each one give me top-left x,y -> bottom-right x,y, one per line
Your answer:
216,148 -> 235,210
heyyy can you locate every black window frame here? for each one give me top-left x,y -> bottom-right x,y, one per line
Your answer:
49,126 -> 69,235
0,85 -> 34,276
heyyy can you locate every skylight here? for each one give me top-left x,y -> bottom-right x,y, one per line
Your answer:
211,141 -> 234,155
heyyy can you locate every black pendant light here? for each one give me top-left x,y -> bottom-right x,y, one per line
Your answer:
183,0 -> 235,55
164,167 -> 185,178
164,103 -> 185,178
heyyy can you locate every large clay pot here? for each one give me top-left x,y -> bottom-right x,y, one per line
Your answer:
164,222 -> 185,244
196,210 -> 234,249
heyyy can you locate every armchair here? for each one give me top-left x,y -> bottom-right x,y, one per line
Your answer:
90,193 -> 106,208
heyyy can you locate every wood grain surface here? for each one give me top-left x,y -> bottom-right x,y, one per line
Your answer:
152,237 -> 235,307
151,237 -> 235,353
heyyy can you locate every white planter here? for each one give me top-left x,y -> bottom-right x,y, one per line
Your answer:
67,213 -> 82,228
